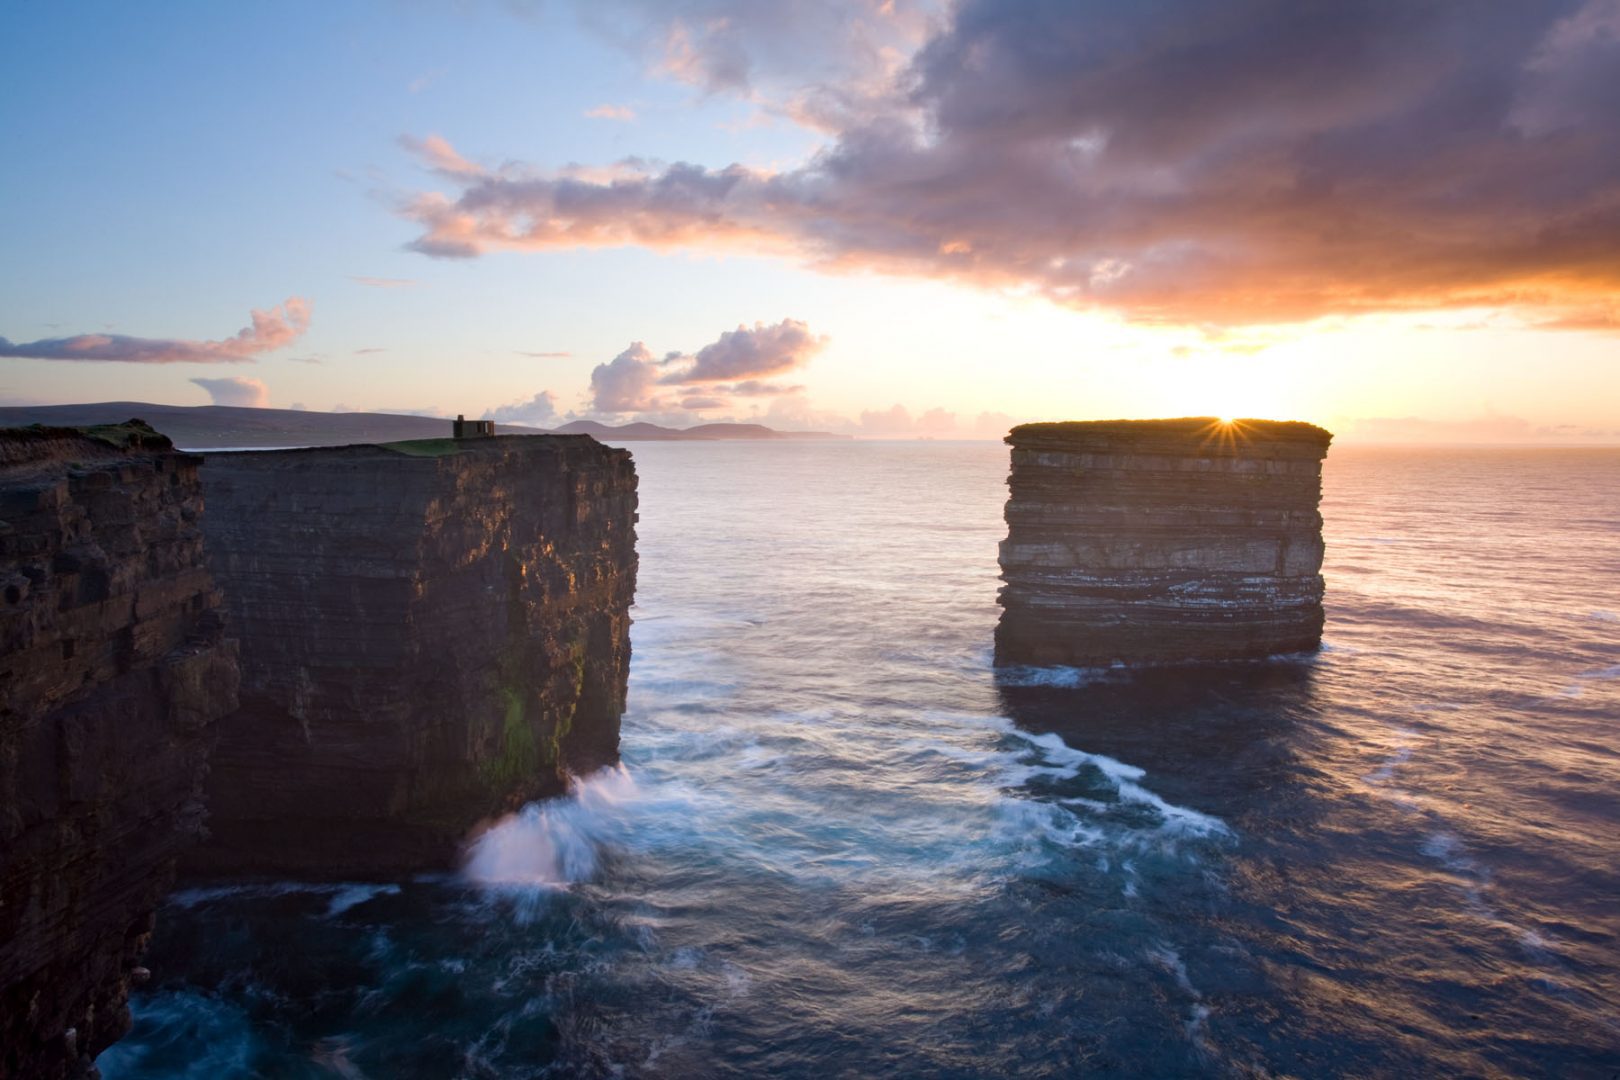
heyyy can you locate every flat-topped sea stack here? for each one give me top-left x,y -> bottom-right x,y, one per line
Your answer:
996,418 -> 1332,667
0,422 -> 238,1079
186,434 -> 637,879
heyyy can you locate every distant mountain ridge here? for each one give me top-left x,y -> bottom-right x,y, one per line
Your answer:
551,419 -> 841,441
0,402 -> 845,449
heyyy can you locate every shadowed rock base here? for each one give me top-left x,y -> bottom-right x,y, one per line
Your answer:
995,418 -> 1332,667
0,423 -> 238,1080
185,434 -> 637,880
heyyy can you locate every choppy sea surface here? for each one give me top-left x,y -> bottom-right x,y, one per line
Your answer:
100,442 -> 1620,1078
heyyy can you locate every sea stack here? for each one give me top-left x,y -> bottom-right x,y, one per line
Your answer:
995,418 -> 1332,667
0,423 -> 239,1080
186,434 -> 637,879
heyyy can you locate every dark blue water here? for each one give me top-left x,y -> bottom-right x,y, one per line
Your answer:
100,443 -> 1620,1078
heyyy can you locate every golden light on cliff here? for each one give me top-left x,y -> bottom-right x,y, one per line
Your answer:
1198,416 -> 1250,454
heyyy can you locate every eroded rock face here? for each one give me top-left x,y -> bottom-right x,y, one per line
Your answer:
187,435 -> 637,879
995,418 -> 1332,667
0,423 -> 238,1080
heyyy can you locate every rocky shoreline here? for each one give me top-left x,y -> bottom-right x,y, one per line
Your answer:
0,423 -> 638,1078
0,423 -> 239,1079
188,436 -> 637,878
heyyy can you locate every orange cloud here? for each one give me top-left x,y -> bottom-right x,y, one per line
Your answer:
398,133 -> 485,178
0,298 -> 311,364
401,1 -> 1620,326
402,157 -> 787,259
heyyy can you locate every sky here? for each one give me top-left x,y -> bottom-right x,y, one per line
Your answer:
2,1 -> 1618,442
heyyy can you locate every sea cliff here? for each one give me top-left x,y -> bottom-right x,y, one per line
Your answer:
0,423 -> 238,1080
186,435 -> 638,878
996,418 -> 1332,666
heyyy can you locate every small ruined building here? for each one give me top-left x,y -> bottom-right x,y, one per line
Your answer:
453,414 -> 495,438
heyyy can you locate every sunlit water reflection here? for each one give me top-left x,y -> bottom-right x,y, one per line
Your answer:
101,443 -> 1620,1078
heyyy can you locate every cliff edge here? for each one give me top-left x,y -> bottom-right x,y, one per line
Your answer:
995,418 -> 1332,667
0,422 -> 238,1080
186,434 -> 638,878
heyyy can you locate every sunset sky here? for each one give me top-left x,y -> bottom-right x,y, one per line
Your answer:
2,2 -> 1618,441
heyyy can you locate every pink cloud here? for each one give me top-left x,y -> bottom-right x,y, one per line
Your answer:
589,342 -> 665,412
0,298 -> 311,364
661,319 -> 827,383
1340,414 -> 1620,443
586,319 -> 826,416
585,104 -> 637,121
399,133 -> 486,178
401,1 -> 1620,326
192,376 -> 270,408
482,390 -> 560,427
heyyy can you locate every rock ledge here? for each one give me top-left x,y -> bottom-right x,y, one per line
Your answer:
995,417 -> 1332,666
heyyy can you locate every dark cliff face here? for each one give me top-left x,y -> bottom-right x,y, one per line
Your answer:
0,423 -> 239,1080
995,418 -> 1332,667
187,434 -> 638,879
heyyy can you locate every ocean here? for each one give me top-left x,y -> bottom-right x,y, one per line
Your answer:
98,442 -> 1620,1078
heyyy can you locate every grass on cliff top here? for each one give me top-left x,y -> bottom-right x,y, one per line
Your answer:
81,420 -> 173,450
381,438 -> 466,457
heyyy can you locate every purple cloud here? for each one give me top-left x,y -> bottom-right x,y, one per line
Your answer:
0,298 -> 311,363
580,0 -> 929,107
589,342 -> 664,412
586,319 -> 826,416
722,379 -> 805,396
483,390 -> 560,426
402,1 -> 1620,325
660,319 -> 826,384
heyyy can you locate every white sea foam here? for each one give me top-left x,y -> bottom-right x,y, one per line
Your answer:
1555,661 -> 1620,698
167,881 -> 398,915
460,706 -> 1228,916
461,766 -> 641,892
1147,944 -> 1215,1055
994,665 -> 1110,688
1363,731 -> 1416,783
996,720 -> 1229,839
1420,830 -> 1494,913
1146,944 -> 1199,997
325,884 -> 401,917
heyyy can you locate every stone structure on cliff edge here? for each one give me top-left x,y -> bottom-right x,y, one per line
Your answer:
0,422 -> 239,1080
186,434 -> 637,879
995,418 -> 1332,667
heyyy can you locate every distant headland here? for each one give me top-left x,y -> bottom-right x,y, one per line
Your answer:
0,402 -> 849,450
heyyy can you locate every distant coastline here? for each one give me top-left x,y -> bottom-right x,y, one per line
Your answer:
0,402 -> 850,449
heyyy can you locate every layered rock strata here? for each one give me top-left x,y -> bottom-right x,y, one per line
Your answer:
996,418 -> 1332,666
187,435 -> 637,878
0,422 -> 238,1080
